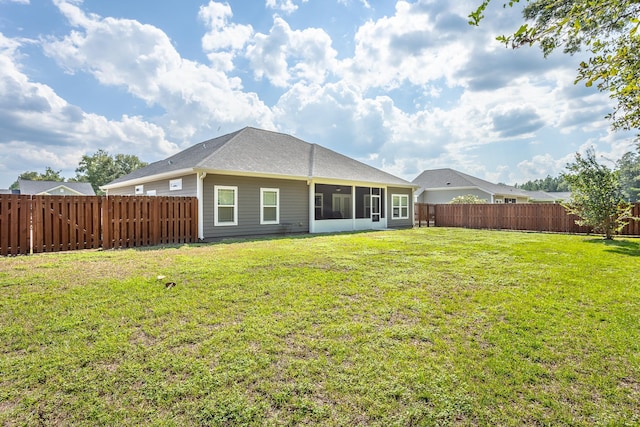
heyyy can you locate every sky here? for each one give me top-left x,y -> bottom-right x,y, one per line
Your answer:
0,0 -> 637,189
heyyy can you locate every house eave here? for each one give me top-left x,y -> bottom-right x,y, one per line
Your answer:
102,168 -> 415,191
101,168 -> 196,191
210,170 -> 414,188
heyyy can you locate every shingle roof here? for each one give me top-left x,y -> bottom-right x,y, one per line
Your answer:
105,127 -> 413,188
412,168 -> 531,198
18,180 -> 96,195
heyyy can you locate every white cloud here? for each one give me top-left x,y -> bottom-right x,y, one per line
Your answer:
339,0 -> 471,91
43,0 -> 274,143
265,0 -> 307,14
246,16 -> 338,87
199,1 -> 253,71
0,32 -> 177,186
516,153 -> 573,183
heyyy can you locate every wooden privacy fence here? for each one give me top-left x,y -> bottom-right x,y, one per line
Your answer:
415,203 -> 640,236
1,195 -> 198,256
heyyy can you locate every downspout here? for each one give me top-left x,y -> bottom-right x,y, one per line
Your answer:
197,171 -> 207,240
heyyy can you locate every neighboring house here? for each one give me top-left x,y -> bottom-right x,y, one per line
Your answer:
413,168 -> 532,204
16,179 -> 95,196
102,127 -> 416,240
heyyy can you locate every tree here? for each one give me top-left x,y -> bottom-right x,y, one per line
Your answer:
562,147 -> 634,239
617,148 -> 640,202
516,175 -> 569,191
75,150 -> 147,194
9,167 -> 65,190
449,194 -> 488,204
470,0 -> 640,136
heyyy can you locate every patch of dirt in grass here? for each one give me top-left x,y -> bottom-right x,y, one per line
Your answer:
620,376 -> 640,394
0,399 -> 18,418
129,328 -> 157,346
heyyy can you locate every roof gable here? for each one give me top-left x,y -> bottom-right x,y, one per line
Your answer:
105,127 -> 413,188
18,180 -> 95,195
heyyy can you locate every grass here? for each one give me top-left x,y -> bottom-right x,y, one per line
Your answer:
1,227 -> 639,426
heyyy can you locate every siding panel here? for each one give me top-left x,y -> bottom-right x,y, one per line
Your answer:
108,174 -> 198,197
388,187 -> 414,229
203,175 -> 309,239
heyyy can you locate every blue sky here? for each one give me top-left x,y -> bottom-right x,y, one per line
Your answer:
0,0 -> 636,189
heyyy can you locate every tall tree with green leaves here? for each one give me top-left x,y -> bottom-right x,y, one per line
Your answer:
470,0 -> 640,136
516,175 -> 569,191
9,167 -> 65,190
75,150 -> 147,194
617,148 -> 640,202
562,148 -> 633,239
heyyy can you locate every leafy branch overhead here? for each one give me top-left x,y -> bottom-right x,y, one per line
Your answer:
470,0 -> 640,135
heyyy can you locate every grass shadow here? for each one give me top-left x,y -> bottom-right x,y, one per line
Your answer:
585,237 -> 640,257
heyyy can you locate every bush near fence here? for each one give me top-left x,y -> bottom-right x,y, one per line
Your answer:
415,203 -> 640,236
0,195 -> 198,256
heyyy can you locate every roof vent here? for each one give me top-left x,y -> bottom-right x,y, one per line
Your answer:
168,160 -> 173,165
446,182 -> 451,185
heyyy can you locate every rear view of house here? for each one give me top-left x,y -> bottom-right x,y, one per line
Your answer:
102,127 -> 416,240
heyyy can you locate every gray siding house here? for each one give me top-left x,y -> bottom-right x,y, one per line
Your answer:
413,168 -> 532,204
102,127 -> 416,240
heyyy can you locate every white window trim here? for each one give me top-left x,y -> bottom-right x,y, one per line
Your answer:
260,188 -> 280,225
214,185 -> 238,226
169,178 -> 182,191
135,185 -> 144,195
392,194 -> 409,220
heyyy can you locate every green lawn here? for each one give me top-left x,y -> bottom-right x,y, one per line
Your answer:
1,227 -> 639,426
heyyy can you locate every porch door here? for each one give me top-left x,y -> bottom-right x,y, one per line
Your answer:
371,194 -> 381,222
332,194 -> 351,219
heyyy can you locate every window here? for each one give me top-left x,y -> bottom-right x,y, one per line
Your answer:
504,198 -> 516,204
146,190 -> 157,196
261,188 -> 279,224
392,194 -> 409,219
135,185 -> 144,195
169,178 -> 182,191
214,186 -> 237,226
